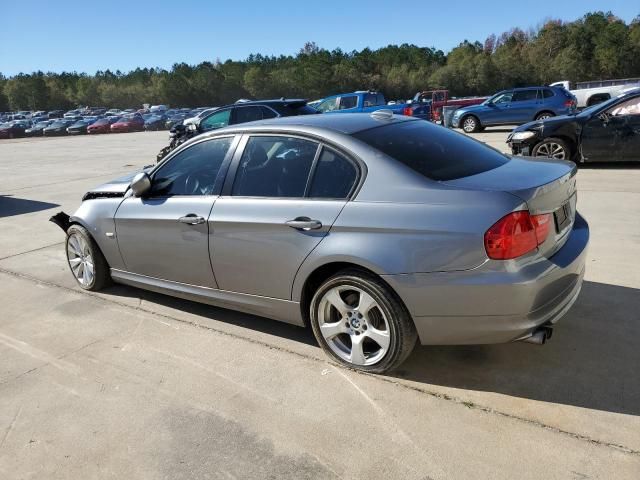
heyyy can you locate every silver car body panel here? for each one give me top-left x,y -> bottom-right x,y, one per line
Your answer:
64,114 -> 589,346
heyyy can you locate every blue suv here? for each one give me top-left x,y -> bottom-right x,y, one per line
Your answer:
452,86 -> 577,133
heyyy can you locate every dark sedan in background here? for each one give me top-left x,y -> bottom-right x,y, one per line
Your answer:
508,88 -> 640,162
67,117 -> 99,135
25,120 -> 54,136
43,119 -> 76,136
144,113 -> 169,131
0,120 -> 30,138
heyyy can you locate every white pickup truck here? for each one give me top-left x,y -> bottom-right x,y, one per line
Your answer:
551,79 -> 640,108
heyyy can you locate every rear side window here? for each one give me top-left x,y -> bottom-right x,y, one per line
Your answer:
260,106 -> 278,119
339,96 -> 358,110
363,94 -> 378,107
233,106 -> 263,124
309,149 -> 358,199
353,121 -> 509,181
542,89 -> 555,98
512,89 -> 538,102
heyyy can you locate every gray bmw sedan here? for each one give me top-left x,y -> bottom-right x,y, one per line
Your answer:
52,111 -> 588,373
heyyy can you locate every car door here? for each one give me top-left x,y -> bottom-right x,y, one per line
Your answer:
581,96 -> 640,162
114,136 -> 237,287
509,89 -> 539,123
483,91 -> 513,125
336,95 -> 359,112
210,135 -> 360,299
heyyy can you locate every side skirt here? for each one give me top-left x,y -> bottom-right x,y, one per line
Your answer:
110,269 -> 304,327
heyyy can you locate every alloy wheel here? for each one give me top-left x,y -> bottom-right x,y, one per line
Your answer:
535,142 -> 566,159
462,117 -> 476,133
67,233 -> 95,287
317,285 -> 391,366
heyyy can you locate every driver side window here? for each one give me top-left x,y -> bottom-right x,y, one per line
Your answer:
149,137 -> 232,197
493,92 -> 513,104
608,97 -> 640,117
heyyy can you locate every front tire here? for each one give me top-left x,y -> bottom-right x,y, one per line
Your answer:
461,115 -> 480,133
532,137 -> 571,160
66,225 -> 111,291
310,269 -> 417,373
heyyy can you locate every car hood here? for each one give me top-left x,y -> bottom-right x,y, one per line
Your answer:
82,168 -> 154,199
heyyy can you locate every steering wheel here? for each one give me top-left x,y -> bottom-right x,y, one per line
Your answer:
184,172 -> 216,195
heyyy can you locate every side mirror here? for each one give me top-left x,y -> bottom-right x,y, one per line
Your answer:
130,172 -> 151,197
597,112 -> 610,124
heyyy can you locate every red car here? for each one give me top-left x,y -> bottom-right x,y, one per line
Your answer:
412,89 -> 488,122
87,117 -> 120,134
110,114 -> 144,133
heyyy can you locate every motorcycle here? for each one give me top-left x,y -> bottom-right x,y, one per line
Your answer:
156,122 -> 199,163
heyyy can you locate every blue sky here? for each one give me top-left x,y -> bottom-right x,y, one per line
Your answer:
1,0 -> 637,76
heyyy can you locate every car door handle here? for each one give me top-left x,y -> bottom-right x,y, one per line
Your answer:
285,217 -> 322,231
178,214 -> 205,225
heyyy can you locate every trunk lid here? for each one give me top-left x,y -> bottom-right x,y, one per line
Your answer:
443,157 -> 578,257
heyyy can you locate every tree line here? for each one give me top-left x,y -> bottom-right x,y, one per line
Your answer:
1,11 -> 639,112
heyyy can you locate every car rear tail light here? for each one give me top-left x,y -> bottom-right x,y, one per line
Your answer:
564,99 -> 576,108
484,211 -> 549,260
403,106 -> 413,116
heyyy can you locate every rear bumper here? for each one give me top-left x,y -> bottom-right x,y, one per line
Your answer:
383,213 -> 589,345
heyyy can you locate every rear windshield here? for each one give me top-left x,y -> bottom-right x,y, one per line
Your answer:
352,120 -> 509,181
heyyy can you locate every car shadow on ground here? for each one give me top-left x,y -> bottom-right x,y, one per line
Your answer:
0,195 -> 59,218
394,280 -> 640,416
102,280 -> 639,416
579,161 -> 640,169
103,283 -> 317,346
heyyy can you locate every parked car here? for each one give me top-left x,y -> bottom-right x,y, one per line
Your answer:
111,114 -> 145,133
48,110 -> 65,119
551,78 -> 640,108
25,120 -> 53,136
508,88 -> 640,162
157,99 -> 320,161
51,112 -> 588,373
412,90 -> 487,122
144,113 -> 169,131
64,109 -> 83,118
452,86 -> 577,133
43,119 -> 76,136
0,120 -> 29,139
105,109 -> 123,117
67,118 -> 98,135
87,116 -> 121,134
183,107 -> 218,126
314,91 -> 430,119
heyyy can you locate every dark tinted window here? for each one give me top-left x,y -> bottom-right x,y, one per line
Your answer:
542,88 -> 555,98
512,89 -> 538,101
363,94 -> 378,107
339,96 -> 358,110
309,149 -> 358,199
150,137 -> 232,196
353,121 -> 509,181
233,106 -> 263,124
232,136 -> 318,197
261,106 -> 278,119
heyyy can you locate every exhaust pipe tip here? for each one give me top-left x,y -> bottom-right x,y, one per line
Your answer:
521,326 -> 553,345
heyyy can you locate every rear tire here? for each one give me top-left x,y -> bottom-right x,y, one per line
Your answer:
65,225 -> 111,291
535,111 -> 555,121
532,137 -> 571,161
310,269 -> 417,373
461,115 -> 480,133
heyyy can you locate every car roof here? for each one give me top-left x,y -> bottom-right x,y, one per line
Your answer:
208,112 -> 417,135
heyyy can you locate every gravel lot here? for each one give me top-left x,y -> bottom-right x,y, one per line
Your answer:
1,129 -> 639,479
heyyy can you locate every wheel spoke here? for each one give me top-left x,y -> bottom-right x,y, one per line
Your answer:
68,236 -> 81,256
320,321 -> 346,340
365,327 -> 390,351
77,262 -> 85,282
324,289 -> 349,316
350,335 -> 366,365
69,257 -> 82,267
84,264 -> 93,284
356,291 -> 376,316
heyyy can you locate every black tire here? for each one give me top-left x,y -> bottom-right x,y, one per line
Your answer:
531,137 -> 572,161
535,111 -> 555,121
309,269 -> 417,374
65,224 -> 111,291
461,115 -> 480,133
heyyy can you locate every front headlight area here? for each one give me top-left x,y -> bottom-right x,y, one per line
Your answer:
511,131 -> 537,141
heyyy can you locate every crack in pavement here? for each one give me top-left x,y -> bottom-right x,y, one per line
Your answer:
0,241 -> 64,261
1,266 -> 639,457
